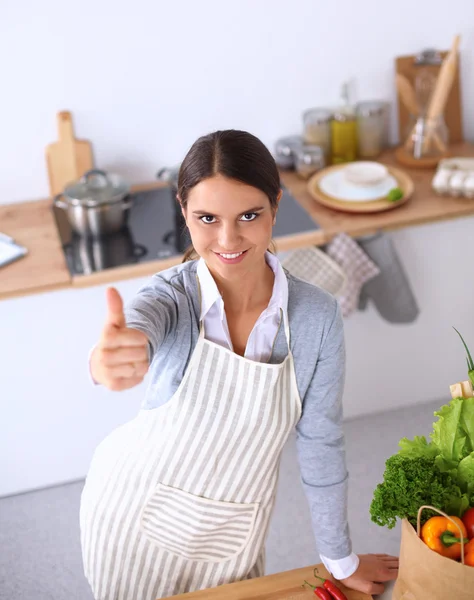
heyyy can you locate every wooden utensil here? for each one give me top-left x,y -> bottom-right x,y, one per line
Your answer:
423,34 -> 461,150
397,37 -> 460,164
397,74 -> 446,154
307,164 -> 414,214
395,44 -> 463,144
45,111 -> 94,196
396,73 -> 419,116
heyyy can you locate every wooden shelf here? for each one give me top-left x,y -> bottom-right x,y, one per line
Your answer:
1,142 -> 474,302
281,142 -> 474,242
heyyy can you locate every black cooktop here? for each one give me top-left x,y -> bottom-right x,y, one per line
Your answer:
52,185 -> 320,276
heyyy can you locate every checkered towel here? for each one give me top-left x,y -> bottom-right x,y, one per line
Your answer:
279,246 -> 346,297
326,233 -> 381,317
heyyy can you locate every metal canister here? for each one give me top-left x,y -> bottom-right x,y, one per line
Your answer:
356,101 -> 389,158
274,135 -> 304,170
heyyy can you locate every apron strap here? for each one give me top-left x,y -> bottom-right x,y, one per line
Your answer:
198,319 -> 206,340
281,308 -> 291,353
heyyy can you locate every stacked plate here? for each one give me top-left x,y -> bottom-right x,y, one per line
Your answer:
307,161 -> 414,213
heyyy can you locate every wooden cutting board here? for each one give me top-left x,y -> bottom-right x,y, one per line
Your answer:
45,111 -> 94,196
165,563 -> 372,600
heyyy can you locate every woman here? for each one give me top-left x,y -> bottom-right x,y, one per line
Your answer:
81,130 -> 398,600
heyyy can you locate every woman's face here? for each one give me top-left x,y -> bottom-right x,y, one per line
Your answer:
181,174 -> 280,279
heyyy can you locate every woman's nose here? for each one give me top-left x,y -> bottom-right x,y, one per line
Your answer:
218,223 -> 242,249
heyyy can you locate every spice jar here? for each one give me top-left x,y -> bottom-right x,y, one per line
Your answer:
303,108 -> 332,159
294,145 -> 325,180
356,101 -> 387,158
274,135 -> 304,170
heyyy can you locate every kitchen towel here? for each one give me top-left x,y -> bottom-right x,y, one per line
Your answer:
278,246 -> 346,297
325,233 -> 381,317
357,232 -> 419,324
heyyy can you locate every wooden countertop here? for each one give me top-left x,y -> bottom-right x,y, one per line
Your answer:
165,563 -> 372,600
281,141 -> 474,240
1,143 -> 474,302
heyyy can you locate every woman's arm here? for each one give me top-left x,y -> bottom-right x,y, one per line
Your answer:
295,300 -> 357,574
123,277 -> 179,362
90,276 -> 179,390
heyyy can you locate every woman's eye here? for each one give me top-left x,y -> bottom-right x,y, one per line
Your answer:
240,213 -> 258,222
200,215 -> 217,224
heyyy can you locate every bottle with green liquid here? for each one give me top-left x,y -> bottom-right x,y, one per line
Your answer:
331,82 -> 357,164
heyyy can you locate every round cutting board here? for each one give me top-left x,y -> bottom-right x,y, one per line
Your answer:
307,164 -> 414,213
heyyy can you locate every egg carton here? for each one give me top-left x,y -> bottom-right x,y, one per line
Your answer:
431,157 -> 474,198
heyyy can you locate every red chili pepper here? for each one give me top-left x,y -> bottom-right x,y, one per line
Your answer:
302,580 -> 332,599
313,569 -> 348,600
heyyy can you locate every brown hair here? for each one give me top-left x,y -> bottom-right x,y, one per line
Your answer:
178,130 -> 280,261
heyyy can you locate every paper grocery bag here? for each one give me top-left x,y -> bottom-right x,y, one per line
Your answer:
392,518 -> 474,600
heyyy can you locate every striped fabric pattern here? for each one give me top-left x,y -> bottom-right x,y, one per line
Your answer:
80,323 -> 301,600
141,484 -> 258,561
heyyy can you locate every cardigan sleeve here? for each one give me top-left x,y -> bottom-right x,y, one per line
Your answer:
123,275 -> 179,361
294,299 -> 352,560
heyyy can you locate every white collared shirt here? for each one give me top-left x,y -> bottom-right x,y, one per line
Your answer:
196,252 -> 287,362
196,251 -> 359,580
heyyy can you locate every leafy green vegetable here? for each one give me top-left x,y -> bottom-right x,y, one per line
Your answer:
387,187 -> 404,202
371,329 -> 474,530
458,452 -> 474,495
432,397 -> 474,461
370,455 -> 467,529
398,435 -> 438,459
453,327 -> 474,387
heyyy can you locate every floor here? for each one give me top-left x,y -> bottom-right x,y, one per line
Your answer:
0,398 -> 440,600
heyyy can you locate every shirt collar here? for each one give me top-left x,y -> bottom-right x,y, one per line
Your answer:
196,251 -> 289,321
197,257 -> 223,321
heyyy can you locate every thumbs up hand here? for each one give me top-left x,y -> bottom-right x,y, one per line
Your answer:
90,287 -> 150,391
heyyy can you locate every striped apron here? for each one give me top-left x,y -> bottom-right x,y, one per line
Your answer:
80,312 -> 301,600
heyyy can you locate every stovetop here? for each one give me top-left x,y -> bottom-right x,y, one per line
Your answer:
52,184 -> 320,276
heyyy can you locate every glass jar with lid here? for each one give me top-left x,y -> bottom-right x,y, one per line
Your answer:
294,145 -> 326,179
303,108 -> 332,159
356,101 -> 387,159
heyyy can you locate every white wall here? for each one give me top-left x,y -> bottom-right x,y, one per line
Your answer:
1,0 -> 473,204
1,0 -> 474,496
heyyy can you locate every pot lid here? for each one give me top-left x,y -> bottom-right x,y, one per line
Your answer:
63,170 -> 130,207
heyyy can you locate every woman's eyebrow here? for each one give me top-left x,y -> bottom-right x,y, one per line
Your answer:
192,206 -> 266,216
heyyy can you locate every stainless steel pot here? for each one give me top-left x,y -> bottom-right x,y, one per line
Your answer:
53,169 -> 131,238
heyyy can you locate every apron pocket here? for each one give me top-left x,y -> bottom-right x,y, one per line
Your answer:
140,483 -> 259,562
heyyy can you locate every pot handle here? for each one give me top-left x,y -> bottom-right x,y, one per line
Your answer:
53,194 -> 68,209
81,169 -> 110,185
133,244 -> 148,259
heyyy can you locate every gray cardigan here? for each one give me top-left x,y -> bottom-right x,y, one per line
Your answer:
124,259 -> 350,560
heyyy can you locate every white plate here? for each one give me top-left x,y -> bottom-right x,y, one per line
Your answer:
318,169 -> 398,202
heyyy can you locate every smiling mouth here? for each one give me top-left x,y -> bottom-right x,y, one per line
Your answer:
215,250 -> 248,259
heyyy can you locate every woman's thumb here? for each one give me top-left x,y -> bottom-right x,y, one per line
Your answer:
105,287 -> 126,328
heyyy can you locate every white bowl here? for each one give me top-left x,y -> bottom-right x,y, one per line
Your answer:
344,162 -> 389,186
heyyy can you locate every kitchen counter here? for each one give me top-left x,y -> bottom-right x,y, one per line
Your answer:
1,142 -> 474,301
164,563 -> 374,600
281,141 -> 474,239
